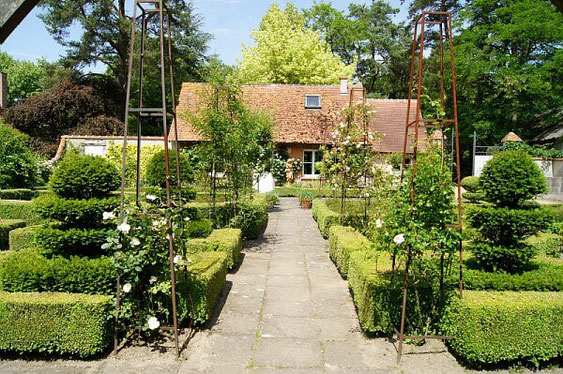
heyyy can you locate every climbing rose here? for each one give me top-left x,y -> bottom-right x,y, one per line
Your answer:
123,283 -> 132,293
174,255 -> 182,264
130,237 -> 140,247
146,194 -> 157,201
376,219 -> 383,228
103,211 -> 116,220
393,234 -> 405,245
148,317 -> 160,330
117,221 -> 131,234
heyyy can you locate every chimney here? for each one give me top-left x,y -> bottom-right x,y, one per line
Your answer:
0,72 -> 6,109
339,77 -> 348,95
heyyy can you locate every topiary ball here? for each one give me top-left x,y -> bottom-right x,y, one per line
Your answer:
460,176 -> 480,193
50,152 -> 120,199
145,150 -> 193,188
480,150 -> 548,207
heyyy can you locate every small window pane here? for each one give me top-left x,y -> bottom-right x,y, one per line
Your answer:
304,163 -> 313,175
304,151 -> 313,162
305,95 -> 321,108
314,151 -> 323,162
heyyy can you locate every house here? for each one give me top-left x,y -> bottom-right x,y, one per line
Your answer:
170,78 -> 425,181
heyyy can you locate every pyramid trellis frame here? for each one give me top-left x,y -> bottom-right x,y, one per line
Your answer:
396,11 -> 463,364
115,0 -> 186,358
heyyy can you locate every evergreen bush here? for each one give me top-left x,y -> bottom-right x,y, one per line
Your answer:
145,150 -> 193,188
0,121 -> 38,189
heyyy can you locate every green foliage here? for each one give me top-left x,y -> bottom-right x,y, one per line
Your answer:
35,225 -> 108,257
0,200 -> 43,224
185,219 -> 213,238
8,225 -> 43,251
440,291 -> 563,367
105,143 -> 163,188
469,242 -> 537,273
176,252 -> 228,324
229,201 -> 268,240
0,249 -> 115,295
462,192 -> 484,203
145,150 -> 193,188
270,155 -> 287,185
0,51 -> 50,105
328,225 -> 372,278
259,192 -> 279,208
50,153 -> 120,199
0,291 -> 112,357
34,194 -> 119,227
460,176 -> 480,193
480,151 -> 548,208
297,189 -> 314,203
0,121 -> 38,189
0,189 -> 39,200
237,3 -> 355,84
187,228 -> 243,270
501,141 -> 563,159
312,198 -> 340,238
526,232 -> 563,258
0,219 -> 26,250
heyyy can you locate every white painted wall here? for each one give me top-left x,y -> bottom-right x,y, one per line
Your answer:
474,155 -> 554,178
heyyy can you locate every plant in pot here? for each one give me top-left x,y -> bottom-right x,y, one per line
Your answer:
298,189 -> 314,209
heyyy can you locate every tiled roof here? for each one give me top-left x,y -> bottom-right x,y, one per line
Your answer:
501,131 -> 523,143
171,82 -> 425,153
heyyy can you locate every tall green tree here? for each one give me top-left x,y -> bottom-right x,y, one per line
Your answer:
237,3 -> 355,85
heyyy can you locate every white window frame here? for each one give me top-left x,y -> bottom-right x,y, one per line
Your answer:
305,94 -> 321,109
302,149 -> 321,179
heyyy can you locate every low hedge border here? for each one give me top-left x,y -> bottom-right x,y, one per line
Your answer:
187,228 -> 243,269
0,250 -> 115,295
274,186 -> 365,198
35,225 -> 108,257
0,200 -> 44,225
0,219 -> 26,249
8,224 -> 43,251
312,199 -> 339,238
177,251 -> 228,324
440,290 -> 563,367
0,189 -> 38,200
328,225 -> 372,278
0,291 -> 112,357
33,194 -> 119,227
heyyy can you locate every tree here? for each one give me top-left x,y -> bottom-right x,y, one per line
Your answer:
0,52 -> 53,105
237,3 -> 355,85
0,120 -> 38,189
39,0 -> 211,92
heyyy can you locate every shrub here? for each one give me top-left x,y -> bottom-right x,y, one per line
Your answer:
0,189 -> 38,200
185,219 -> 213,238
145,150 -> 192,188
0,219 -> 26,249
328,225 -> 372,278
104,143 -> 163,188
0,121 -> 38,189
35,225 -> 108,257
526,232 -> 563,258
480,150 -> 548,208
0,291 -> 112,357
230,202 -> 268,240
187,228 -> 243,269
440,291 -> 563,367
312,199 -> 339,238
462,192 -> 484,203
184,201 -> 232,227
466,206 -> 553,246
0,200 -> 43,224
469,242 -> 536,272
50,153 -> 120,199
34,194 -> 119,227
259,192 -> 279,208
460,176 -> 480,193
176,251 -> 228,324
8,224 -> 43,251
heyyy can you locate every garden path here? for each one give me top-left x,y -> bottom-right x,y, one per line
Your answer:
1,198 -> 536,373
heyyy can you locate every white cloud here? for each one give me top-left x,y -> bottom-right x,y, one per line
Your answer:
212,28 -> 234,37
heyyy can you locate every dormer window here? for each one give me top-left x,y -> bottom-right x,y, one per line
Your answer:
305,95 -> 321,109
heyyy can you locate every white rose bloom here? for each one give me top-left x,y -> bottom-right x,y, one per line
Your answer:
376,219 -> 383,228
149,276 -> 157,284
103,211 -> 115,220
117,221 -> 131,234
148,317 -> 160,330
187,258 -> 193,263
393,234 -> 405,245
146,194 -> 157,201
130,237 -> 141,247
174,255 -> 182,264
123,283 -> 132,293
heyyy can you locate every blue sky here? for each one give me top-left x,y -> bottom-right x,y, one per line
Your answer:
1,1 -> 409,72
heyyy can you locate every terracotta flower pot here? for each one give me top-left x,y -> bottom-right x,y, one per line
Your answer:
300,199 -> 312,209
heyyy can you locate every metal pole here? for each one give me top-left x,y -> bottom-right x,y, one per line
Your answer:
472,131 -> 477,176
136,14 -> 147,206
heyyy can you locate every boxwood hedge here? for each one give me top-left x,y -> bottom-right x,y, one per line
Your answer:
33,194 -> 119,227
0,200 -> 43,224
187,228 -> 243,270
8,224 -> 43,251
176,251 -> 228,324
440,291 -> 563,367
312,199 -> 339,238
328,225 -> 372,278
0,219 -> 26,249
0,189 -> 38,200
0,291 -> 112,357
35,225 -> 108,257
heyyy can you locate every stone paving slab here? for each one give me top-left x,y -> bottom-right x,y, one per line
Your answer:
1,198 -> 560,374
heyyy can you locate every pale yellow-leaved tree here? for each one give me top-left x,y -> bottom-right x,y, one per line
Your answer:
236,3 -> 356,85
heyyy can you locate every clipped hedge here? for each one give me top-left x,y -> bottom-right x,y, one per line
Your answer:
526,232 -> 563,258
185,219 -> 213,238
187,228 -> 243,269
0,219 -> 26,249
8,224 -> 43,251
177,251 -> 228,324
0,291 -> 112,357
328,225 -> 372,278
440,291 -> 563,367
33,194 -> 119,227
312,199 -> 339,238
0,250 -> 115,295
35,225 -> 108,256
0,189 -> 38,200
0,200 -> 43,224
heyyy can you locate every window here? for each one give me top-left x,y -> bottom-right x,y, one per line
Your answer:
305,95 -> 321,109
303,150 -> 322,177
